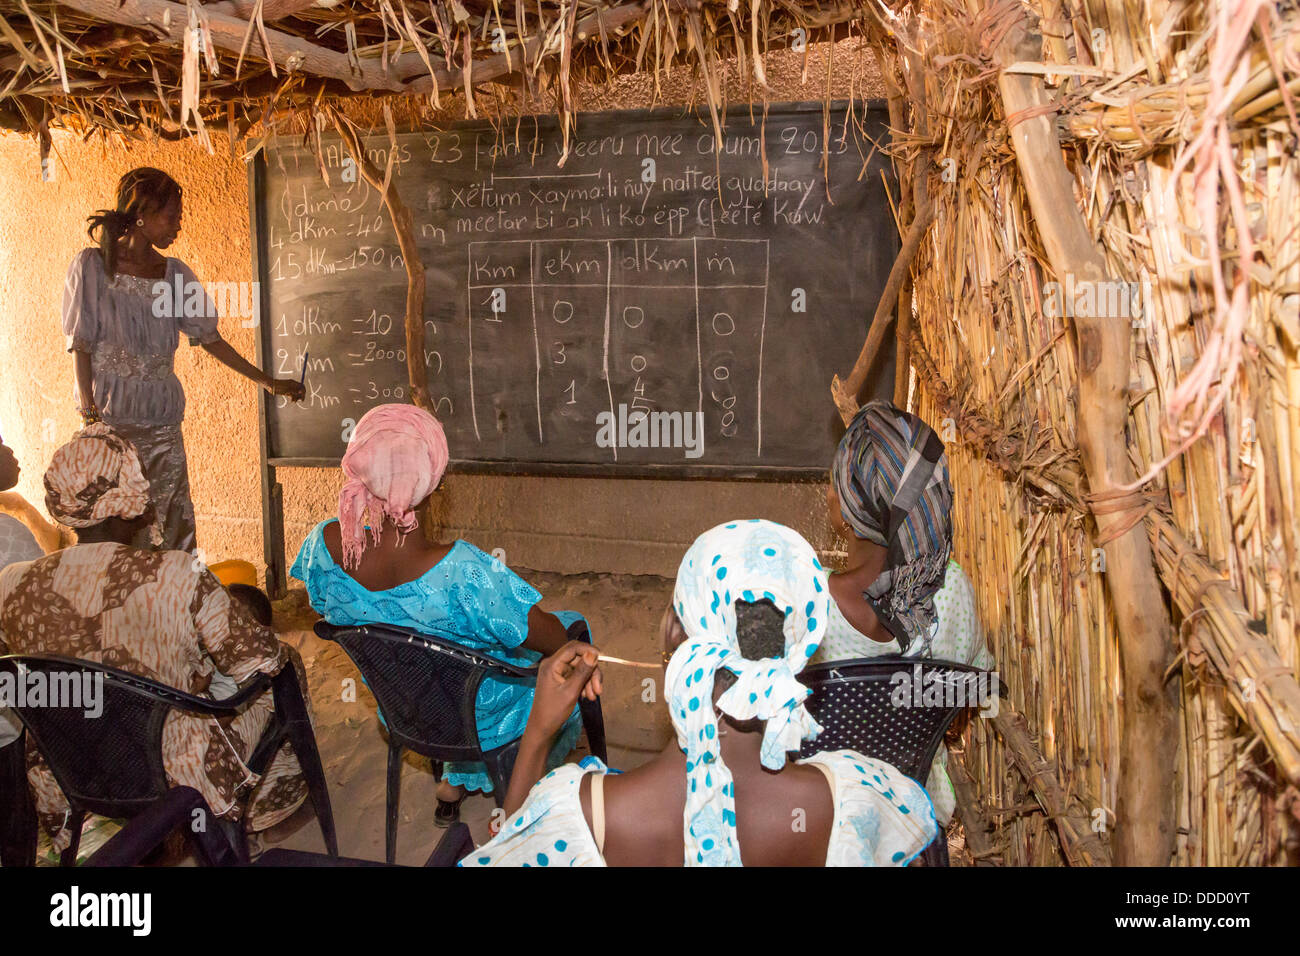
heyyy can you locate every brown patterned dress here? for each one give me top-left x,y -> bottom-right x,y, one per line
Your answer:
0,542 -> 310,850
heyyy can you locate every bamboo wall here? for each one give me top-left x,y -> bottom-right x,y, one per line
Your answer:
883,0 -> 1300,865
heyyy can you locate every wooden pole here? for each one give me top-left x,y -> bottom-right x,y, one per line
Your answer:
946,747 -> 1002,865
996,19 -> 1177,866
395,2 -> 649,94
831,186 -> 932,424
54,0 -> 407,91
331,111 -> 431,414
989,705 -> 1112,865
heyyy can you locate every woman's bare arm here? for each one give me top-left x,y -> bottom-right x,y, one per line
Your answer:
521,605 -> 570,656
201,337 -> 305,401
74,350 -> 95,409
502,642 -> 600,816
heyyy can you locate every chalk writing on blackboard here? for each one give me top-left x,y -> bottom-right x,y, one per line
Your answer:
254,102 -> 899,474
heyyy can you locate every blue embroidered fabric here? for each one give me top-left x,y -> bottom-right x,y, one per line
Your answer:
291,520 -> 582,792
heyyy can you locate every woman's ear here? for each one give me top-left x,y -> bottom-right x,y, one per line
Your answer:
659,605 -> 686,660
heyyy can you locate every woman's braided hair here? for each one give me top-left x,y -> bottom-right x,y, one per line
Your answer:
86,167 -> 181,276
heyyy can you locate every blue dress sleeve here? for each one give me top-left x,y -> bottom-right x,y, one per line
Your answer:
171,259 -> 222,345
62,249 -> 102,354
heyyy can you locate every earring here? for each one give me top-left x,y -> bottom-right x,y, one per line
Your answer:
136,218 -> 144,227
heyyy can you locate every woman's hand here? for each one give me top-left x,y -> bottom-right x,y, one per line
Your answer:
270,378 -> 306,402
505,641 -> 600,817
527,641 -> 602,738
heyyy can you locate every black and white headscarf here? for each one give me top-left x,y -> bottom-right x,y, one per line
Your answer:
831,402 -> 953,654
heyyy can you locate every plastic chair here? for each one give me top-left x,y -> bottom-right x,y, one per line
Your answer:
314,617 -> 607,864
84,786 -> 472,867
0,653 -> 337,865
796,657 -> 998,867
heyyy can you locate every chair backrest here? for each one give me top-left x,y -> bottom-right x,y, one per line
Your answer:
313,621 -> 534,762
0,655 -> 177,817
796,657 -> 993,780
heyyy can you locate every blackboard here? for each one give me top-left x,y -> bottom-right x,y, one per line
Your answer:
251,100 -> 897,478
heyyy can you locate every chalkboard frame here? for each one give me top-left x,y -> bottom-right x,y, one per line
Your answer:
248,98 -> 896,484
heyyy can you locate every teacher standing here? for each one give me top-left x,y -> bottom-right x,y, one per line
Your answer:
63,167 -> 305,553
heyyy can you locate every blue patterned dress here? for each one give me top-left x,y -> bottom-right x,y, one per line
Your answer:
291,520 -> 583,792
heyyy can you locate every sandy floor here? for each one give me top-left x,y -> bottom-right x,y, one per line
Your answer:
257,570 -> 678,865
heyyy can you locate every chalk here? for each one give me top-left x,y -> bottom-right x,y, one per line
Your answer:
299,349 -> 309,386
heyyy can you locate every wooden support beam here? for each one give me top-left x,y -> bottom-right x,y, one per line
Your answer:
989,704 -> 1113,866
1148,512 -> 1300,785
203,0 -> 321,22
395,1 -> 649,95
910,327 -> 1300,795
996,18 -> 1177,866
946,747 -> 1002,866
831,182 -> 932,424
53,0 -> 407,91
331,111 -> 431,414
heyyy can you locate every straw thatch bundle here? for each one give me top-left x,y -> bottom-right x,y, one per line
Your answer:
860,0 -> 1300,866
2,0 -> 1298,866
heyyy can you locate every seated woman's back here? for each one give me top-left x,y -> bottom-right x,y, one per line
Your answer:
289,403 -> 587,806
464,520 -> 937,868
319,517 -> 452,592
595,745 -> 837,866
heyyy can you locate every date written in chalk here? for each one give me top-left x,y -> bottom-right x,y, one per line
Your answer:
1127,893 -> 1251,907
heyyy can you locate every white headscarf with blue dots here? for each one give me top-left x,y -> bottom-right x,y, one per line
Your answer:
666,519 -> 830,866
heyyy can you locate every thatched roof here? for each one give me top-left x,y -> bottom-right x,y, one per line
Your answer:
0,1 -> 873,146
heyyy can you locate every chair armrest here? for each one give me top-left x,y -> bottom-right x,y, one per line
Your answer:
0,653 -> 270,718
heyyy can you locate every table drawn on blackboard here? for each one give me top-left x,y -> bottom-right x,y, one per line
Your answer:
255,103 -> 897,471
465,236 -> 768,459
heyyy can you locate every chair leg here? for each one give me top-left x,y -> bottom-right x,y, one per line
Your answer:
578,698 -> 608,765
424,822 -> 475,868
0,736 -> 36,867
59,809 -> 86,867
272,667 -> 338,857
385,742 -> 402,865
568,618 -> 608,764
920,833 -> 950,867
482,741 -> 520,807
217,815 -> 250,865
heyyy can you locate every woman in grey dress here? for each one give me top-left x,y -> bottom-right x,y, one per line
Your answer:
64,167 -> 305,553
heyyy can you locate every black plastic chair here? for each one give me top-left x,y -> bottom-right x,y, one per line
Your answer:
315,616 -> 606,864
0,653 -> 338,865
84,786 -> 472,868
797,657 -> 998,867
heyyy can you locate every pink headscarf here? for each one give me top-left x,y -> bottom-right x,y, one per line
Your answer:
337,404 -> 449,569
